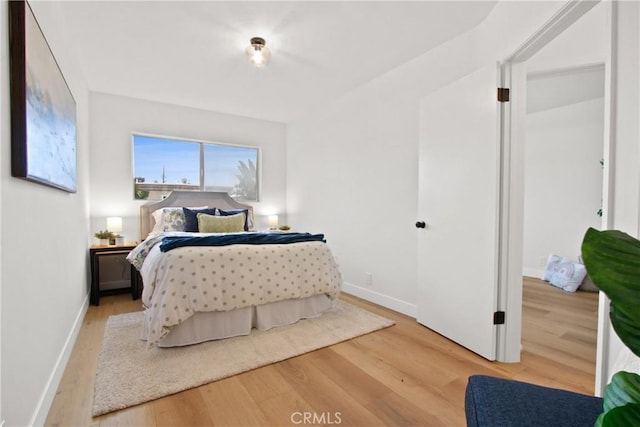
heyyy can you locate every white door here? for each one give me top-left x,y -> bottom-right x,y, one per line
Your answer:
417,64 -> 502,360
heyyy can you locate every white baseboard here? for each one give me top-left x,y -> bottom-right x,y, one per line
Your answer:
342,282 -> 417,318
30,293 -> 89,426
523,267 -> 544,279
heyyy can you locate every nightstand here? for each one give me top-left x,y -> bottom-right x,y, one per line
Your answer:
90,243 -> 140,305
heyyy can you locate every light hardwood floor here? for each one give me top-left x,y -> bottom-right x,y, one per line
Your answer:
45,278 -> 598,426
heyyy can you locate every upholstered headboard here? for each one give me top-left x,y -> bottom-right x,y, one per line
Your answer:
139,191 -> 254,240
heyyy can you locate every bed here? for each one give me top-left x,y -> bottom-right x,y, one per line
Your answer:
128,191 -> 343,347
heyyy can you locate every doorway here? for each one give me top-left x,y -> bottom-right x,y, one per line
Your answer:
501,0 -> 612,392
521,63 -> 604,384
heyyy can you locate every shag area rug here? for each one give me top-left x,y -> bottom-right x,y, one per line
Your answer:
92,300 -> 394,416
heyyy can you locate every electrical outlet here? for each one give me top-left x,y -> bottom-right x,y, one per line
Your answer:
365,272 -> 373,285
539,256 -> 547,267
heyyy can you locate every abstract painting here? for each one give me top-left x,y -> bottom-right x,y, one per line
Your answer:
9,0 -> 77,193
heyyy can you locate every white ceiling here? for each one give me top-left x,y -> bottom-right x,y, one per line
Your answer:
56,1 -> 497,123
527,66 -> 605,114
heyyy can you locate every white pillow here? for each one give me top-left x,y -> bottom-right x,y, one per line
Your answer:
151,206 -> 207,233
542,254 -> 563,282
548,257 -> 587,292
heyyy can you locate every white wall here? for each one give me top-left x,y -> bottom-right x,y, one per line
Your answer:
523,71 -> 604,278
1,1 -> 92,425
287,1 -> 567,316
611,0 -> 640,240
88,93 -> 287,242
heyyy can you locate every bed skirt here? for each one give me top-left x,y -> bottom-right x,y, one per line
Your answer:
141,294 -> 334,347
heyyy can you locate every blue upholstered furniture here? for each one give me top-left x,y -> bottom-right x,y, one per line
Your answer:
465,375 -> 603,427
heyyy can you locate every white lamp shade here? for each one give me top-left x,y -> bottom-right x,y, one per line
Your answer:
268,215 -> 278,228
107,217 -> 123,233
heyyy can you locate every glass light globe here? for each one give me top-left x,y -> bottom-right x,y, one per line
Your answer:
245,37 -> 271,68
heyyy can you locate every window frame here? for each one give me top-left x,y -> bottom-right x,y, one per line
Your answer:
131,132 -> 261,202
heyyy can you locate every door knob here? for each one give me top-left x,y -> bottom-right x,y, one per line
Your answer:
415,221 -> 426,229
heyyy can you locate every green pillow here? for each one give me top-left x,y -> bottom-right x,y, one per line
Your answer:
197,213 -> 246,233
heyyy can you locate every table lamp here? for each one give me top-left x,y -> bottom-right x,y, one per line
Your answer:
107,217 -> 123,245
268,215 -> 278,231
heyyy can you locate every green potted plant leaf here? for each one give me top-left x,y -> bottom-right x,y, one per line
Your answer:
94,230 -> 114,245
581,228 -> 640,426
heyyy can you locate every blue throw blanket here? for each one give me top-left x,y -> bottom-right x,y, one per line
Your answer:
160,232 -> 326,252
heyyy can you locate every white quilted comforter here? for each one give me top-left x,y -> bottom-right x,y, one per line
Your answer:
129,233 -> 342,346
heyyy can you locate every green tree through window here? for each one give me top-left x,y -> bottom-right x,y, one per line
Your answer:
234,159 -> 257,200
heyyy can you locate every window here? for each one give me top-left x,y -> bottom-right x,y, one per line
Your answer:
132,134 -> 259,201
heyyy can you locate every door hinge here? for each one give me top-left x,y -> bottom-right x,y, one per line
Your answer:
497,88 -> 510,102
493,311 -> 505,325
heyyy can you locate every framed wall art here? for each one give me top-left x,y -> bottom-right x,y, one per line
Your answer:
9,0 -> 77,193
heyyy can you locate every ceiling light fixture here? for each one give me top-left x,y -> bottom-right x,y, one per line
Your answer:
245,37 -> 271,68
